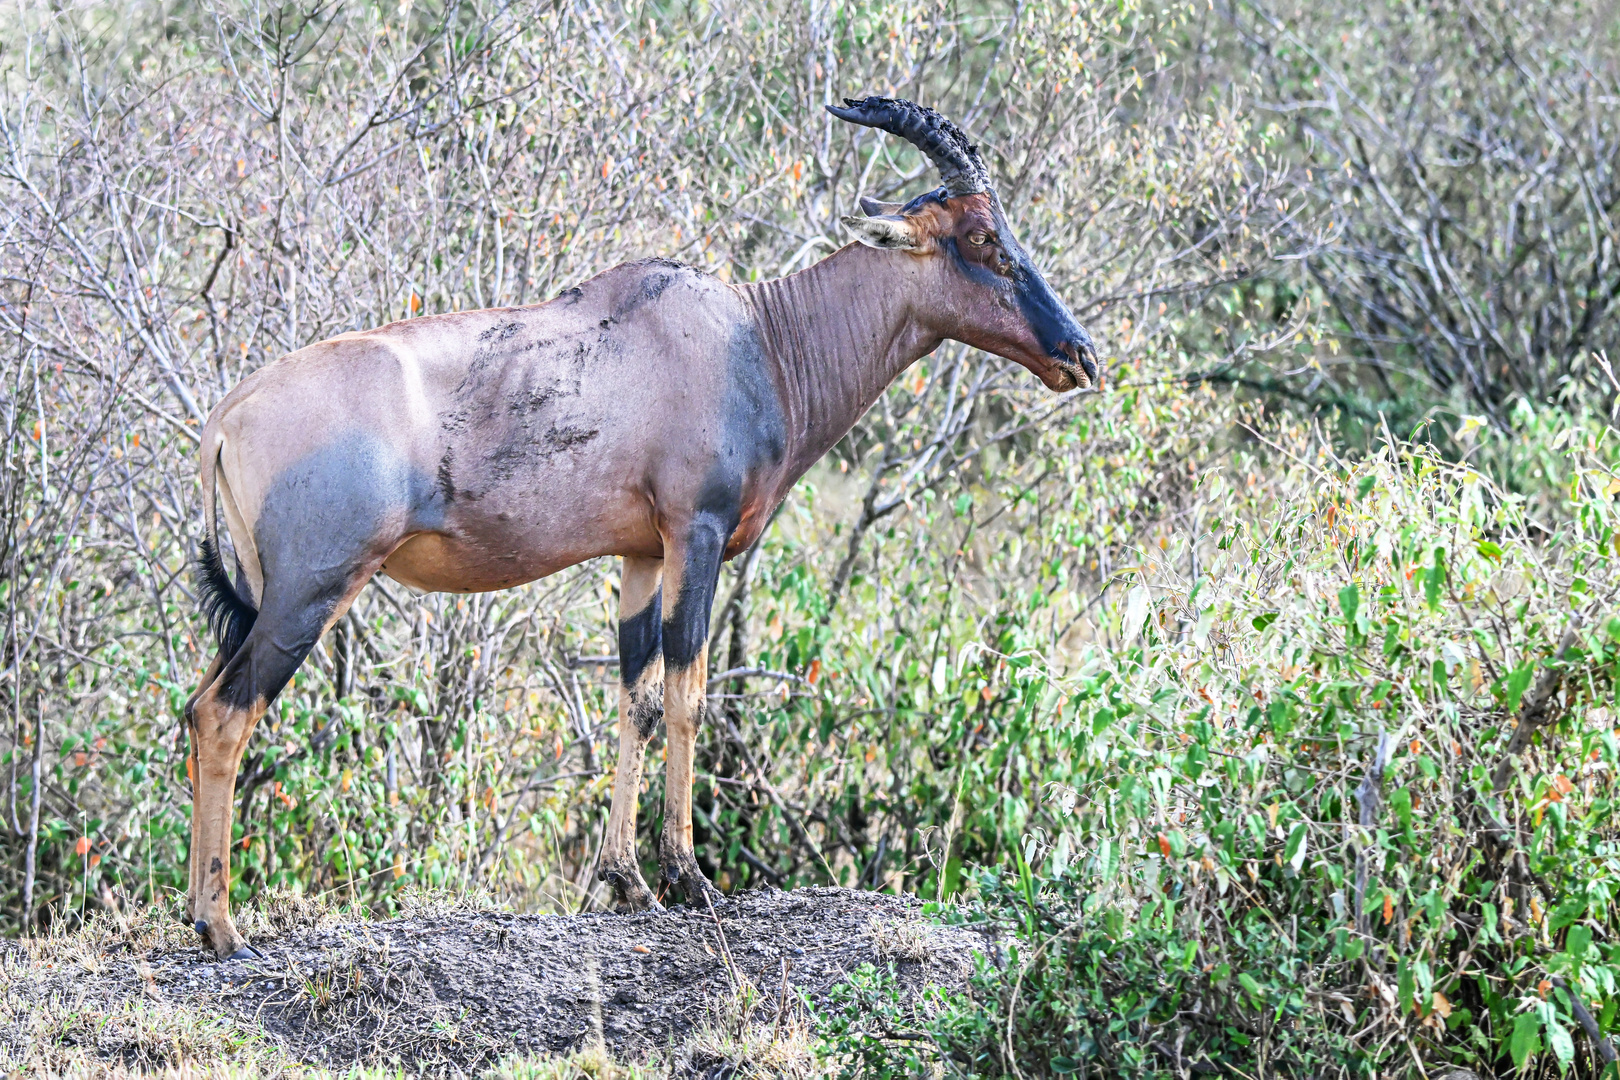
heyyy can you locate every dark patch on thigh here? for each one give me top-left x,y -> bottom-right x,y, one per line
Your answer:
218,432 -> 405,711
253,433 -> 407,580
556,286 -> 584,303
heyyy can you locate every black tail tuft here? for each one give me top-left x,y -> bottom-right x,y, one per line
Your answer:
195,535 -> 257,660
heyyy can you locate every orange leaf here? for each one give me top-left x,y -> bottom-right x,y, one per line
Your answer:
602,160 -> 611,179
74,836 -> 90,856
807,659 -> 821,686
1382,893 -> 1394,924
1409,739 -> 1420,754
1537,979 -> 1552,999
88,853 -> 101,868
1157,833 -> 1172,858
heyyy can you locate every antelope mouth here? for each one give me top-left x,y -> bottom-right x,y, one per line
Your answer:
1055,341 -> 1102,392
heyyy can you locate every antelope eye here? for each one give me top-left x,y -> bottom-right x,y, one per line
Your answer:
967,231 -> 990,246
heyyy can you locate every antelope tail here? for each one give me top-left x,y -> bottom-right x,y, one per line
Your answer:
194,424 -> 257,660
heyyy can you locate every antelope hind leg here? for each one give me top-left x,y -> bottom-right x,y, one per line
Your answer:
182,652 -> 225,926
190,561 -> 382,958
598,555 -> 664,911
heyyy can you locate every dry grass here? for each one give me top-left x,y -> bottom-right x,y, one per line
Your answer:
488,1047 -> 663,1080
867,916 -> 935,965
0,984 -> 295,1077
666,982 -> 821,1080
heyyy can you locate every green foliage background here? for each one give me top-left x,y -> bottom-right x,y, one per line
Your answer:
1,0 -> 1618,1075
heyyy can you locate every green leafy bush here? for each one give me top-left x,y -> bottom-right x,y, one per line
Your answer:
815,414 -> 1620,1077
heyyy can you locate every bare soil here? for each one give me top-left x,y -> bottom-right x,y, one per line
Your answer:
2,887 -> 987,1075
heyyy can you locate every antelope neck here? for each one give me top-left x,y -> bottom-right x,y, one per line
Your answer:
739,243 -> 942,478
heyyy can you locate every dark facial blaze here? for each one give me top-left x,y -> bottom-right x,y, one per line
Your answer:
917,188 -> 1101,392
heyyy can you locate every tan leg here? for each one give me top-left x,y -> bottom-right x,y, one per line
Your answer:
182,653 -> 224,925
598,555 -> 664,911
657,521 -> 726,905
185,556 -> 382,958
659,662 -> 720,903
189,685 -> 268,958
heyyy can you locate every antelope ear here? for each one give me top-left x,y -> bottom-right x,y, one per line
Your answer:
859,195 -> 905,216
841,214 -> 920,251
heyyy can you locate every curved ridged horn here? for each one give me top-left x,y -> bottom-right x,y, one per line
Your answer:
825,96 -> 989,197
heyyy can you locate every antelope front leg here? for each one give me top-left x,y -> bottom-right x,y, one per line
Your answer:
598,555 -> 664,911
658,516 -> 727,905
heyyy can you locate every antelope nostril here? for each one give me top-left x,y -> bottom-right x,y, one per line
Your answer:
1078,342 -> 1099,378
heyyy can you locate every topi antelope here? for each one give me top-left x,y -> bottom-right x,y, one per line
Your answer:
184,96 -> 1099,958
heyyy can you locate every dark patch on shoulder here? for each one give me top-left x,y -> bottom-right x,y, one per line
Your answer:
479,321 -> 523,343
722,323 -> 789,474
556,286 -> 584,304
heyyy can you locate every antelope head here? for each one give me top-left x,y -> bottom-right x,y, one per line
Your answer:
828,96 -> 1101,392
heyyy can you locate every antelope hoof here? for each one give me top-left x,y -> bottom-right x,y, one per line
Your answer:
599,863 -> 663,913
194,917 -> 249,961
660,849 -> 721,907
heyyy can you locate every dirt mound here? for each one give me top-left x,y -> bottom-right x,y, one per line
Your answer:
1,887 -> 986,1074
